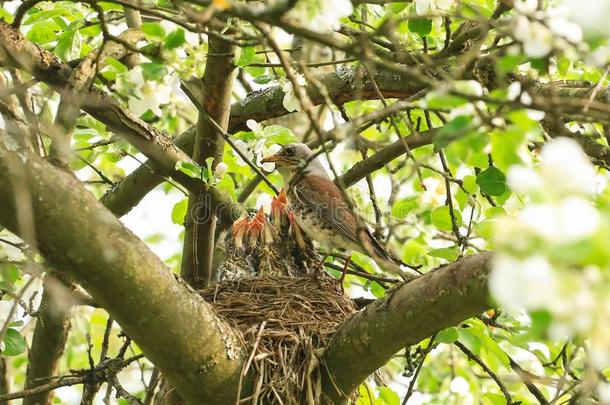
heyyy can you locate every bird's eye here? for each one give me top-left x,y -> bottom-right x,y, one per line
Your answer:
284,146 -> 295,156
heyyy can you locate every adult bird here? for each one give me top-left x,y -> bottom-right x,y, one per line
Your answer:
261,143 -> 419,280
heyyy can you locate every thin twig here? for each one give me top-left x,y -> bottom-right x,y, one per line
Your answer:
454,340 -> 514,404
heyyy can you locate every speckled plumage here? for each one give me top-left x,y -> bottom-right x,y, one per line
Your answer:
262,143 -> 416,278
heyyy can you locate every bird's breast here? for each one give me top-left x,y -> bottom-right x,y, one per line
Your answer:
289,201 -> 360,252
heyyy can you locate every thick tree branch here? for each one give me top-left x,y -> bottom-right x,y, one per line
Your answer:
103,67 -> 428,216
0,20 -> 245,227
50,28 -> 144,166
0,142 -> 247,404
24,27 -> 146,405
181,35 -> 236,288
337,128 -> 438,188
23,275 -> 74,405
321,252 -> 493,403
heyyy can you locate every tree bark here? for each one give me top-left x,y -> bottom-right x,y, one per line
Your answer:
181,35 -> 236,288
0,141 -> 248,404
0,135 -> 499,404
22,275 -> 73,405
321,252 -> 493,403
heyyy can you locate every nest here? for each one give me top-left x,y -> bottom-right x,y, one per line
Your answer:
200,274 -> 357,405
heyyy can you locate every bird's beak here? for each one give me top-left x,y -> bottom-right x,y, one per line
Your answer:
260,154 -> 284,164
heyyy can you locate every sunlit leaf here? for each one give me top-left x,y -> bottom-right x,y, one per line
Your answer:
171,198 -> 189,225
476,166 -> 507,196
431,206 -> 462,231
2,329 -> 26,356
408,18 -> 432,37
165,29 -> 186,49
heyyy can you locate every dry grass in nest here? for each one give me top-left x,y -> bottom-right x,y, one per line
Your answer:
200,274 -> 357,405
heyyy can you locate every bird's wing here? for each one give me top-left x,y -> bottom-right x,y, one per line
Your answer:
293,174 -> 402,265
292,174 -> 360,246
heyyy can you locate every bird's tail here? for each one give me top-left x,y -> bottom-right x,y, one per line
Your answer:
362,230 -> 422,279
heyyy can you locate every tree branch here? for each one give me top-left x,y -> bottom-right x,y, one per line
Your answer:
337,128 -> 438,188
321,252 -> 493,403
181,35 -> 236,288
0,20 -> 245,228
22,275 -> 73,405
0,141 -> 248,404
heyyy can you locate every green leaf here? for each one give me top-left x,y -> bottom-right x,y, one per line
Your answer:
26,26 -> 56,44
165,29 -> 185,49
369,281 -> 386,298
476,166 -> 507,196
204,157 -> 215,183
408,18 -> 432,37
530,57 -> 549,73
106,57 -> 128,73
391,197 -> 418,219
388,2 -> 409,13
171,198 -> 188,225
23,8 -> 68,25
462,175 -> 478,193
0,263 -> 19,287
425,93 -> 468,109
459,322 -> 510,368
376,387 -> 400,405
141,22 -> 165,37
56,31 -> 81,61
235,131 -> 257,142
431,206 -> 461,231
497,54 -> 526,75
141,63 -> 167,81
235,46 -> 256,67
175,161 -> 203,180
217,174 -> 236,199
427,246 -> 459,261
434,115 -> 472,151
3,328 -> 26,356
253,74 -> 273,84
436,327 -> 459,344
262,125 -> 296,144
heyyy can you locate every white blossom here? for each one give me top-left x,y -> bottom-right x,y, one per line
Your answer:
520,91 -> 533,105
232,139 -> 254,167
514,17 -> 553,57
490,255 -> 557,310
287,0 -> 353,33
588,45 -> 610,67
281,74 -> 306,112
597,382 -> 610,404
415,0 -> 451,16
567,0 -> 610,38
453,80 -> 484,97
514,0 -> 537,14
507,165 -> 543,194
214,162 -> 228,177
232,138 -> 280,172
511,3 -> 583,58
246,119 -> 261,132
126,66 -> 174,116
540,137 -> 597,196
507,82 -> 522,101
518,198 -> 599,244
415,0 -> 431,15
547,15 -> 582,44
449,377 -> 470,395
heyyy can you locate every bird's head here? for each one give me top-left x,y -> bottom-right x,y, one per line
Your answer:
260,143 -> 313,171
261,143 -> 329,184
